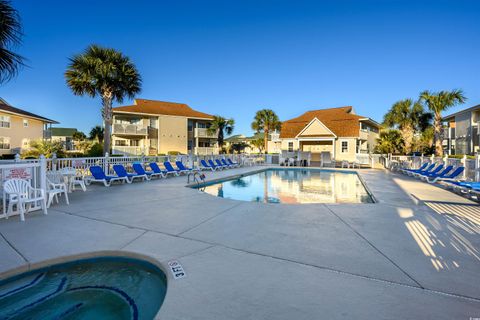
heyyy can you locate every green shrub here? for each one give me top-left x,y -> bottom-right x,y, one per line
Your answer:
87,143 -> 103,157
167,151 -> 181,155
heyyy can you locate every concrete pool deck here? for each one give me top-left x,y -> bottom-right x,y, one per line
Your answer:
0,166 -> 479,319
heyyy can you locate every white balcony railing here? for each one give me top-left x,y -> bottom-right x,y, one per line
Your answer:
194,128 -> 217,139
112,146 -> 146,156
195,147 -> 218,155
113,123 -> 147,135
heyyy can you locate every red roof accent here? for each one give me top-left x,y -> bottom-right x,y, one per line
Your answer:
113,99 -> 213,119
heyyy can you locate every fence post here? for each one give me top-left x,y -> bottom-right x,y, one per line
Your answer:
462,154 -> 467,180
104,152 -> 109,175
476,153 -> 480,182
39,154 -> 47,196
14,153 -> 20,163
430,154 -> 435,163
420,153 -> 424,165
443,154 -> 448,165
52,152 -> 57,171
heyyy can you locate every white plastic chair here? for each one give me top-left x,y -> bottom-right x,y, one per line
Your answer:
3,179 -> 47,221
60,167 -> 86,192
46,171 -> 69,208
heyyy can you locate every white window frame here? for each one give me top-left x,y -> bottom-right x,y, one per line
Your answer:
0,115 -> 11,128
288,141 -> 294,152
0,136 -> 11,149
340,140 -> 349,153
23,119 -> 29,127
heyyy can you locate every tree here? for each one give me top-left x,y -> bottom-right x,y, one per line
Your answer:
383,99 -> 432,154
374,129 -> 404,154
230,142 -> 248,154
89,125 -> 104,143
207,116 -> 234,151
72,131 -> 86,141
22,140 -> 65,158
420,90 -> 466,156
250,137 -> 265,153
251,109 -> 281,153
0,0 -> 24,84
65,45 -> 141,154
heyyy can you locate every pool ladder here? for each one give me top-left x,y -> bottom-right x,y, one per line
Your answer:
187,171 -> 206,186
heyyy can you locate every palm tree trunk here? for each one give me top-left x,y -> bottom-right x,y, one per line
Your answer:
401,126 -> 414,154
218,129 -> 224,153
101,91 -> 113,155
434,113 -> 443,156
264,127 -> 268,153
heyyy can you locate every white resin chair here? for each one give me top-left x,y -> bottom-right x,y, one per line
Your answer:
3,179 -> 47,221
46,171 -> 69,208
60,167 -> 86,192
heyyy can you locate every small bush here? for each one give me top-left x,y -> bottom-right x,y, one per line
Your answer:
87,143 -> 103,157
167,151 -> 181,155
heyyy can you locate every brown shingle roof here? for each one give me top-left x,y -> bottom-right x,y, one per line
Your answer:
280,106 -> 372,138
113,99 -> 213,119
0,99 -> 57,123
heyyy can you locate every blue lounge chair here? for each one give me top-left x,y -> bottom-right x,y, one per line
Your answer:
408,163 -> 435,176
221,159 -> 234,168
208,159 -> 223,170
133,163 -> 163,179
215,159 -> 229,169
227,158 -> 240,167
163,161 -> 182,176
419,165 -> 452,181
113,164 -> 148,183
87,165 -> 127,186
176,161 -> 197,173
414,164 -> 443,178
401,162 -> 428,175
149,162 -> 169,177
200,159 -> 216,171
430,166 -> 465,183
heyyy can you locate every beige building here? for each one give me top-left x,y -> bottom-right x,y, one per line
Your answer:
112,99 -> 218,155
0,98 -> 57,156
279,106 -> 380,162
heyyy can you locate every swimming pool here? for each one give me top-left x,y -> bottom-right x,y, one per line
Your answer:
197,168 -> 373,204
0,257 -> 167,320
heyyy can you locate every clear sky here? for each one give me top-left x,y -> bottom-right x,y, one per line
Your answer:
1,0 -> 479,136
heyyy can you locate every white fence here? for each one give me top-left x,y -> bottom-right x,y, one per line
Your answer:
0,158 -> 47,218
386,154 -> 480,182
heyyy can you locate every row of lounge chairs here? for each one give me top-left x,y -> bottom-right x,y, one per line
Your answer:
399,162 -> 480,198
87,158 -> 240,186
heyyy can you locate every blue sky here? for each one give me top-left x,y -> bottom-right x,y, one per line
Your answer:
2,0 -> 479,136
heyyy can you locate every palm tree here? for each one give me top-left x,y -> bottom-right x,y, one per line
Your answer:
207,116 -> 234,152
0,0 -> 24,84
72,131 -> 86,141
65,45 -> 141,154
250,137 -> 265,153
420,90 -> 466,155
383,99 -> 431,154
251,109 -> 281,153
374,129 -> 404,154
89,125 -> 104,144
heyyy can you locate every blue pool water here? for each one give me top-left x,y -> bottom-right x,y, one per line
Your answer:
0,257 -> 167,320
198,168 -> 373,204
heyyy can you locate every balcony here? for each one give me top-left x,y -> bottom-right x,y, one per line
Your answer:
194,147 -> 218,155
113,123 -> 147,135
194,128 -> 217,139
112,146 -> 146,156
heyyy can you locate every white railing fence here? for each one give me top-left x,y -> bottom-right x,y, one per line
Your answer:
0,156 -> 47,218
385,153 -> 480,182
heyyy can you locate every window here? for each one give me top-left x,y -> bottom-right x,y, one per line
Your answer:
23,119 -> 29,127
341,141 -> 348,153
0,115 -> 10,128
115,140 -> 127,146
188,140 -> 193,150
0,137 -> 10,149
187,120 -> 193,132
288,142 -> 294,152
198,123 -> 207,129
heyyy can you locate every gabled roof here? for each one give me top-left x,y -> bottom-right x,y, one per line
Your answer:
280,106 -> 378,138
113,99 -> 214,119
0,98 -> 58,123
51,127 -> 77,137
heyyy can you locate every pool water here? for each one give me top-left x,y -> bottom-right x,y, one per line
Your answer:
198,168 -> 373,204
0,257 -> 167,320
